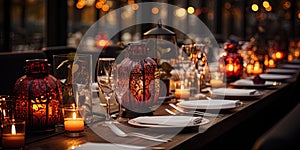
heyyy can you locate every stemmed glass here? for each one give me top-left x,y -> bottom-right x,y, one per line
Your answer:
112,62 -> 129,122
96,58 -> 115,123
191,44 -> 210,93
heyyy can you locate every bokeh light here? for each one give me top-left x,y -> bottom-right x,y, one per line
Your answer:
152,7 -> 159,14
187,6 -> 195,14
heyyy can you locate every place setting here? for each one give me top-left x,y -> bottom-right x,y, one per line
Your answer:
229,78 -> 277,89
210,87 -> 263,100
258,73 -> 294,81
265,68 -> 298,75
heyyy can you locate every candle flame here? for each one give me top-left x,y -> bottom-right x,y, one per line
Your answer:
181,84 -> 184,90
72,112 -> 76,120
227,64 -> 234,71
254,62 -> 260,70
11,124 -> 16,135
275,52 -> 283,59
3,109 -> 6,117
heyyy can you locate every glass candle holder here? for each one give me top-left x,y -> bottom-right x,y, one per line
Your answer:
210,72 -> 225,88
174,83 -> 190,99
0,95 -> 14,121
1,120 -> 26,149
62,105 -> 85,137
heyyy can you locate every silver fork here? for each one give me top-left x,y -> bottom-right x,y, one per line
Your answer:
169,103 -> 223,117
107,123 -> 171,142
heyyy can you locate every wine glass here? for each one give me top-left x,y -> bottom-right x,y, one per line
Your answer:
112,62 -> 129,122
191,44 -> 211,93
96,58 -> 115,123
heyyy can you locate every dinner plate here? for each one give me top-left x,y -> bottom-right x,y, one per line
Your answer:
230,79 -> 274,88
177,99 -> 242,110
74,143 -> 149,150
290,59 -> 300,64
128,116 -> 210,128
280,64 -> 300,69
259,74 -> 293,81
211,88 -> 262,98
265,68 -> 298,74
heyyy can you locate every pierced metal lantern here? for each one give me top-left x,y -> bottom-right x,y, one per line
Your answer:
219,43 -> 244,82
118,43 -> 160,118
13,59 -> 62,131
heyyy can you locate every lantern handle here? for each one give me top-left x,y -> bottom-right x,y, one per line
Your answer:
157,19 -> 162,28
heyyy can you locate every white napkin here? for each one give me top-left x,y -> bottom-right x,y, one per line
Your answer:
212,88 -> 256,96
266,68 -> 297,74
259,74 -> 293,80
178,100 -> 241,109
233,79 -> 255,85
74,142 -> 149,150
281,64 -> 300,69
233,79 -> 273,86
132,116 -> 202,126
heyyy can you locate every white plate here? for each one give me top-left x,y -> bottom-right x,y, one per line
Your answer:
230,79 -> 274,88
290,59 -> 300,64
259,74 -> 293,80
128,116 -> 210,128
74,143 -> 148,150
177,99 -> 242,110
280,64 -> 300,69
265,68 -> 298,74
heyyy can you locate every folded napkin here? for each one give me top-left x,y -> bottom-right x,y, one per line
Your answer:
266,68 -> 297,74
233,79 -> 273,86
234,79 -> 255,85
281,64 -> 300,69
178,100 -> 242,109
74,142 -> 149,150
133,116 -> 202,126
212,88 -> 256,96
259,74 -> 293,80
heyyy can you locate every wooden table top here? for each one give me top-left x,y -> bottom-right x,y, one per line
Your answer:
23,72 -> 300,150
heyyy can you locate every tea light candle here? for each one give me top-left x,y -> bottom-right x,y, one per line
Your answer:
268,59 -> 276,68
1,122 -> 25,148
175,85 -> 190,99
252,62 -> 263,75
210,79 -> 224,88
210,72 -> 224,87
64,112 -> 84,132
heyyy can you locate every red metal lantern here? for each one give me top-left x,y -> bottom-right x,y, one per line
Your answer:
117,43 -> 160,118
13,59 -> 62,131
219,44 -> 243,82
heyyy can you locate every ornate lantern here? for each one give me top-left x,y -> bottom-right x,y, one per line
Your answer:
219,43 -> 243,82
13,59 -> 62,131
143,20 -> 178,65
117,43 -> 160,118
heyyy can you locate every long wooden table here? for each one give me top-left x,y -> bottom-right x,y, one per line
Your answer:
23,72 -> 300,150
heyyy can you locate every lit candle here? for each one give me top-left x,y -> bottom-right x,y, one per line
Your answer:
175,85 -> 190,99
227,64 -> 234,72
1,123 -> 25,148
246,64 -> 253,74
268,59 -> 276,68
64,112 -> 84,132
210,72 -> 224,87
252,62 -> 263,75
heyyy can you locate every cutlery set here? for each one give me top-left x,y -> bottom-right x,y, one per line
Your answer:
167,103 -> 223,117
107,123 -> 171,142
